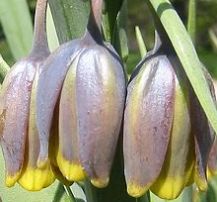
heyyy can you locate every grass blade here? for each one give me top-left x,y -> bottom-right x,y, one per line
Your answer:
135,26 -> 147,58
0,0 -> 33,60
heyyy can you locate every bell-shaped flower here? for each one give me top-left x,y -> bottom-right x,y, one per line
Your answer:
35,0 -> 126,188
0,0 -> 55,190
123,32 -> 215,199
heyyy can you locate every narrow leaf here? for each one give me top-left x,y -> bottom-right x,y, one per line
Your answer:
147,0 -> 217,135
47,5 -> 59,51
135,26 -> 147,58
112,0 -> 129,61
48,0 -> 89,43
0,0 -> 33,59
103,0 -> 124,42
187,0 -> 196,43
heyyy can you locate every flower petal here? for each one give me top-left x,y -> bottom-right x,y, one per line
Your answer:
190,87 -> 215,191
151,65 -> 194,199
0,61 -> 35,187
36,40 -> 83,167
18,70 -> 55,191
77,47 -> 126,188
124,56 -> 175,198
58,56 -> 86,182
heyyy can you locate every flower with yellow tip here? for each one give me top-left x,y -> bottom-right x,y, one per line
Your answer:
124,31 -> 215,199
0,0 -> 55,191
35,0 -> 126,188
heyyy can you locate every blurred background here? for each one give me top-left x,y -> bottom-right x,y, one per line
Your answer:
0,0 -> 217,77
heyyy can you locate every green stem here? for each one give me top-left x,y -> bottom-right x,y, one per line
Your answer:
0,54 -> 10,83
63,185 -> 76,202
136,192 -> 150,202
187,0 -> 196,43
84,180 -> 98,202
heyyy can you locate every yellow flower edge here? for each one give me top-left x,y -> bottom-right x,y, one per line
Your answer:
194,167 -> 208,192
6,171 -> 22,187
57,152 -> 86,182
151,174 -> 193,200
91,177 -> 109,188
127,182 -> 150,198
18,166 -> 55,191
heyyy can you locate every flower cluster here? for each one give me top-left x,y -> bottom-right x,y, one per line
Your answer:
0,0 -> 216,200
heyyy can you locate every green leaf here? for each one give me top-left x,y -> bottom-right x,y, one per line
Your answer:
209,28 -> 217,52
48,0 -> 89,43
47,5 -> 59,51
187,0 -> 196,43
0,54 -> 10,83
103,0 -> 124,42
112,0 -> 129,61
0,0 -> 33,60
135,26 -> 147,59
147,0 -> 217,136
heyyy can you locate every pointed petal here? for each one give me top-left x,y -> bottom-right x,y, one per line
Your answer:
58,56 -> 86,182
48,100 -> 73,186
18,70 -> 55,191
77,47 -> 126,188
202,69 -> 217,179
190,86 -> 215,191
124,56 -> 175,198
36,40 -> 82,167
0,61 -> 35,187
151,69 -> 194,199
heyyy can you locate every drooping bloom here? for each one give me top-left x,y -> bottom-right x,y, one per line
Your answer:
124,32 -> 216,199
35,0 -> 126,188
0,0 -> 55,191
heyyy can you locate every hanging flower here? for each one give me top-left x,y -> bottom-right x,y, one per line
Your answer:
0,0 -> 55,191
35,0 -> 126,188
123,32 -> 216,199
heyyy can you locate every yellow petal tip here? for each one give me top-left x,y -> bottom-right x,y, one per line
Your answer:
6,172 -> 21,187
207,168 -> 217,180
127,182 -> 148,198
57,154 -> 86,181
91,177 -> 109,188
18,166 -> 55,191
194,170 -> 208,192
151,177 -> 188,200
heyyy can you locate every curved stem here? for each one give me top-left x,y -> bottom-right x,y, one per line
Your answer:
30,0 -> 49,56
86,0 -> 103,43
